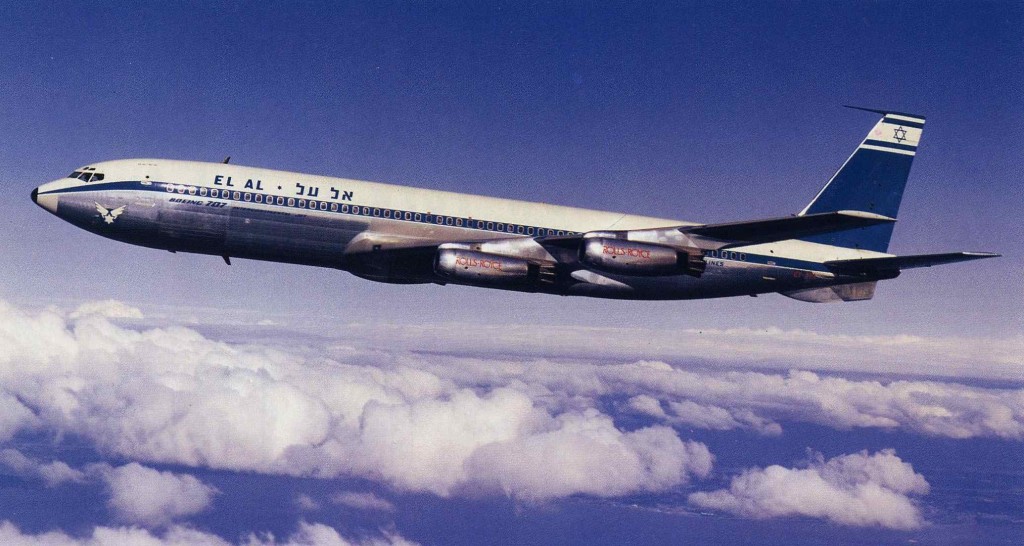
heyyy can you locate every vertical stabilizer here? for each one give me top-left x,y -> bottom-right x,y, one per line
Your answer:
800,107 -> 925,252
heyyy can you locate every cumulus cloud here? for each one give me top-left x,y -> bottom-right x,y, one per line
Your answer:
247,522 -> 419,546
98,463 -> 219,527
689,449 -> 930,530
0,449 -> 85,487
331,492 -> 395,512
69,299 -> 144,320
0,520 -> 416,546
0,300 -> 711,501
463,410 -> 712,500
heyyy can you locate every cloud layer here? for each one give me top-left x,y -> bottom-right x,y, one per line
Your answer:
689,449 -> 930,530
1,298 -> 1020,531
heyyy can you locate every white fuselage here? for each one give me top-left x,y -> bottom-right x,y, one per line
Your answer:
33,159 -> 886,300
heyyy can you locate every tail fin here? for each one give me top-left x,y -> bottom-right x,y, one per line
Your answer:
799,107 -> 925,252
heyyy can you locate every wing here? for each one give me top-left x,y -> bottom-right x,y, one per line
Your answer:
681,210 -> 895,245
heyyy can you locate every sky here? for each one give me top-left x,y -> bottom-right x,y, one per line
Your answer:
0,2 -> 1022,545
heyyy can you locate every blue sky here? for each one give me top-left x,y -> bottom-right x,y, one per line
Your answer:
0,2 -> 1022,544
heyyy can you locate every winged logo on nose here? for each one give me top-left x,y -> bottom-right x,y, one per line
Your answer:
95,202 -> 126,224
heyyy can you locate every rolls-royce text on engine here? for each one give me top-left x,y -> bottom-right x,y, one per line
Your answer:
579,238 -> 706,277
434,249 -> 557,286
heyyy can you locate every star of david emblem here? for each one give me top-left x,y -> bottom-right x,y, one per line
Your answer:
893,126 -> 908,144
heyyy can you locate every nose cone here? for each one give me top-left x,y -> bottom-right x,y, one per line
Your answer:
32,184 -> 59,214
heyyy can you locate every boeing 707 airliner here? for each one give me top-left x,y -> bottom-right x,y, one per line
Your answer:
32,107 -> 997,302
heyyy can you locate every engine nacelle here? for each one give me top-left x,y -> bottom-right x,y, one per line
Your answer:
579,238 -> 705,277
434,249 -> 539,286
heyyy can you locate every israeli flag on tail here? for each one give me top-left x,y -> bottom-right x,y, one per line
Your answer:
799,106 -> 926,252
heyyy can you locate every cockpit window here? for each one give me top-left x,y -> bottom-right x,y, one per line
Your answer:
67,171 -> 104,182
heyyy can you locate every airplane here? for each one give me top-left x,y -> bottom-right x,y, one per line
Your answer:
31,107 -> 997,303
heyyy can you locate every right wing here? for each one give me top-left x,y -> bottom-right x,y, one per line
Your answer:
681,210 -> 895,245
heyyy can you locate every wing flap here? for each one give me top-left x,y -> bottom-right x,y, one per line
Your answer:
825,252 -> 1000,274
683,210 -> 895,244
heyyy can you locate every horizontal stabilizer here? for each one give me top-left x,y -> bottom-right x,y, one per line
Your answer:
825,252 -> 1000,275
684,210 -> 895,245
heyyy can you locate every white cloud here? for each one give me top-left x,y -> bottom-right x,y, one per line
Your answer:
331,492 -> 395,512
294,493 -> 321,511
246,522 -> 419,546
99,463 -> 219,527
463,410 -> 712,500
0,449 -> 85,487
69,300 -> 144,320
0,520 -> 416,546
689,449 -> 929,530
0,300 -> 712,501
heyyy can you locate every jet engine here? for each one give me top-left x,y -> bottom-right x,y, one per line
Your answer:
579,238 -> 705,277
434,249 -> 553,286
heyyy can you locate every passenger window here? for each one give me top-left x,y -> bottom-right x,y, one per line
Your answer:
244,193 -> 252,202
527,227 -> 534,235
488,222 -> 494,230
231,191 -> 238,200
405,212 -> 412,220
287,198 -> 295,206
320,201 -> 327,210
497,223 -> 504,231
507,224 -> 514,232
414,213 -> 422,221
384,210 -> 391,218
331,203 -> 338,211
276,196 -> 284,205
456,218 -> 463,226
373,208 -> 380,217
255,194 -> 262,203
298,199 -> 306,208
436,216 -> 444,224
211,189 -> 219,197
351,206 -> 359,214
200,188 -> 207,196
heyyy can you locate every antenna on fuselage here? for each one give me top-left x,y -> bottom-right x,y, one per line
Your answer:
222,156 -> 231,164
